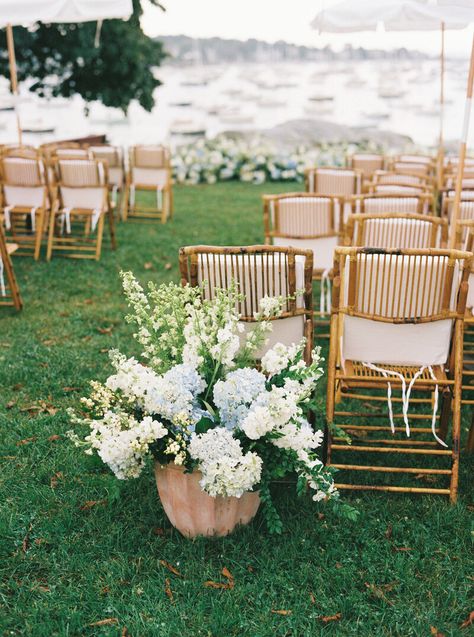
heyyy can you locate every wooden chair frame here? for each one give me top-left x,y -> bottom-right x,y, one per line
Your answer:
305,166 -> 362,197
47,159 -> 116,261
0,155 -> 49,260
344,213 -> 448,249
326,246 -> 472,502
89,145 -> 125,219
124,145 -> 173,223
0,222 -> 22,310
179,245 -> 314,364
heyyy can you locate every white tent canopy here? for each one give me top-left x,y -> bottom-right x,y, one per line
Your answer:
0,0 -> 133,27
311,0 -> 472,33
1,0 -> 133,142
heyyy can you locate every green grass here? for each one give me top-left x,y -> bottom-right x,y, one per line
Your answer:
1,182 -> 473,637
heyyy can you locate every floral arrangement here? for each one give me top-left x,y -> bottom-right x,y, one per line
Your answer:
171,135 -> 384,185
69,273 -> 357,533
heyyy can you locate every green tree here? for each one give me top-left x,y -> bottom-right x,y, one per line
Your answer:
0,0 -> 167,112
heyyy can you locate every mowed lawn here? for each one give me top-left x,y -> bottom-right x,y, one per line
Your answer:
0,182 -> 473,637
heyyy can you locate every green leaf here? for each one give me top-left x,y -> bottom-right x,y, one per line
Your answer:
195,417 -> 215,435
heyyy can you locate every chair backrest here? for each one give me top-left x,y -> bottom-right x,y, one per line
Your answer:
89,145 -> 123,169
369,183 -> 429,196
179,245 -> 313,356
1,156 -> 46,187
2,145 -> 39,159
331,247 -> 471,367
373,170 -> 430,188
356,193 -> 430,215
54,147 -> 90,160
306,167 -> 361,197
395,154 -> 434,167
263,194 -> 340,271
390,161 -> 431,177
130,145 -> 170,169
55,159 -> 108,210
1,156 -> 48,208
344,213 -> 447,249
348,153 -> 384,178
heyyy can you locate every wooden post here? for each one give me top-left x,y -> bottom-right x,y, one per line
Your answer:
449,34 -> 474,249
6,23 -> 22,145
437,22 -> 445,191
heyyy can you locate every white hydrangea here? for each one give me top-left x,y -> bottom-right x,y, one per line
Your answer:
189,428 -> 262,497
86,412 -> 167,479
213,368 -> 267,429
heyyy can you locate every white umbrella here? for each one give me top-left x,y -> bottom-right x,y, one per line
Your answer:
311,0 -> 474,187
0,0 -> 133,142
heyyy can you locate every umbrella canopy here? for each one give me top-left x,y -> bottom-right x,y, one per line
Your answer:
311,0 -> 471,32
0,0 -> 133,27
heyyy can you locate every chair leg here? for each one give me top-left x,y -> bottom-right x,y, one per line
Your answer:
33,210 -> 44,260
108,208 -> 117,250
449,322 -> 463,503
95,215 -> 105,261
438,387 -> 452,442
169,186 -> 174,219
467,411 -> 474,453
122,184 -> 129,221
46,212 -> 56,261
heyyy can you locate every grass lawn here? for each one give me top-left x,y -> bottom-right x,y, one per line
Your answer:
1,182 -> 473,637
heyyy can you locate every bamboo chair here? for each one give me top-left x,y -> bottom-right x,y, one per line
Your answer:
344,213 -> 447,249
124,145 -> 173,222
89,145 -> 124,217
179,245 -> 314,362
451,221 -> 474,452
394,154 -> 435,167
0,222 -> 22,310
0,155 -> 49,260
326,246 -> 471,501
305,167 -> 362,223
262,192 -> 341,330
369,183 -> 431,196
1,145 -> 40,159
47,159 -> 116,261
352,193 -> 432,215
347,153 -> 385,190
53,148 -> 91,160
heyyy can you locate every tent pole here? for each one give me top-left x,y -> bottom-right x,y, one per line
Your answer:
438,21 -> 445,191
6,23 -> 22,145
449,34 -> 474,249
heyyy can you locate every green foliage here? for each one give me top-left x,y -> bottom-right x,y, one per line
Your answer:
0,183 -> 473,635
0,0 -> 167,112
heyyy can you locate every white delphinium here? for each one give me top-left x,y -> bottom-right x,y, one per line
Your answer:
240,405 -> 276,440
213,368 -> 267,430
253,295 -> 286,321
106,351 -> 159,406
189,428 -> 262,497
85,412 -> 167,479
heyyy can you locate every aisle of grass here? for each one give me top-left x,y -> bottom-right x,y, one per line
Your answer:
1,183 -> 473,637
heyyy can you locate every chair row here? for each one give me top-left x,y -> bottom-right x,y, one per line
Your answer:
179,244 -> 473,499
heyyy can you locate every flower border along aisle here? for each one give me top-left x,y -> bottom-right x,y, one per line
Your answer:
69,273 -> 357,537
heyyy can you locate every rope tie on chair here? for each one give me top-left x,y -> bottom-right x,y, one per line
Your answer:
362,362 -> 446,445
111,183 -> 118,205
320,268 -> 332,317
156,186 -> 163,211
0,255 -> 5,297
3,205 -> 13,230
30,207 -> 36,233
130,185 -> 135,208
91,209 -> 101,233
309,172 -> 315,192
60,208 -> 71,234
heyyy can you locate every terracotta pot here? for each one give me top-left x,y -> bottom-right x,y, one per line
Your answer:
154,462 -> 260,538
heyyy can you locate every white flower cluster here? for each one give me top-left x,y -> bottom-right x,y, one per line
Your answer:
213,368 -> 267,429
171,135 -> 380,185
85,412 -> 167,479
189,428 -> 262,498
261,342 -> 301,377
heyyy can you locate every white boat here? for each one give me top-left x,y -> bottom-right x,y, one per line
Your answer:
170,119 -> 206,136
308,94 -> 334,102
378,88 -> 406,99
22,118 -> 56,133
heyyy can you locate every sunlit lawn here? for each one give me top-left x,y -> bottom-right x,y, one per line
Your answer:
1,182 -> 473,636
